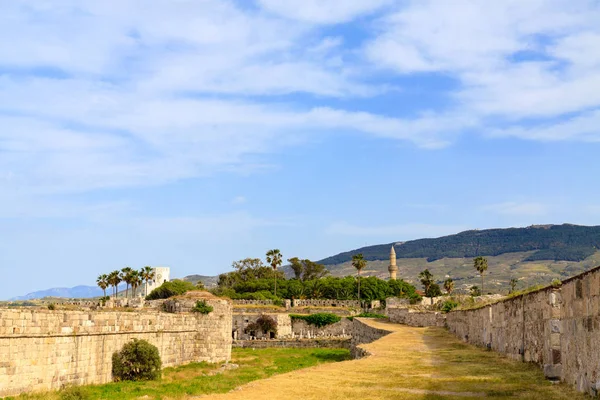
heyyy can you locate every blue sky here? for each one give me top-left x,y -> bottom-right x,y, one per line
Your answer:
2,0 -> 600,299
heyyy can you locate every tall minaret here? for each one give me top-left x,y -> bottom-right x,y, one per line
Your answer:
388,245 -> 398,280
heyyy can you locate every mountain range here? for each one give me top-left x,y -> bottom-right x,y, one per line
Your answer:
8,224 -> 600,299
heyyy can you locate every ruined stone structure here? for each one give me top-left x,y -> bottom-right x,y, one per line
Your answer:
0,295 -> 231,397
388,245 -> 398,280
232,313 -> 292,340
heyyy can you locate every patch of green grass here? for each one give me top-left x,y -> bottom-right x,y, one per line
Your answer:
7,348 -> 350,400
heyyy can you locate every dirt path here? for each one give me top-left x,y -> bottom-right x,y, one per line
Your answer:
193,320 -> 587,400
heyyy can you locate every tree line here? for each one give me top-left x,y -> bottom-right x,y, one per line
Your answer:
213,250 -> 420,303
96,266 -> 156,300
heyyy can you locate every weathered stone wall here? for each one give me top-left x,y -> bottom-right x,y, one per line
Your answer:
350,318 -> 392,359
0,298 -> 232,397
291,318 -> 353,338
232,338 -> 350,349
560,268 -> 600,395
446,288 -> 555,367
291,299 -> 361,308
388,308 -> 446,327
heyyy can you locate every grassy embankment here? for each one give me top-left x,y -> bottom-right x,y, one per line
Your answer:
7,348 -> 350,400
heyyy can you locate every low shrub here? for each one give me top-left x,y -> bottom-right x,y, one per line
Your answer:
356,312 -> 387,319
441,300 -> 458,313
245,314 -> 278,336
59,386 -> 88,400
290,313 -> 341,327
112,339 -> 162,382
191,300 -> 213,314
47,303 -> 56,310
146,280 -> 197,300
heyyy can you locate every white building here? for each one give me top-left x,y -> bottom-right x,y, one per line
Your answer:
134,267 -> 170,297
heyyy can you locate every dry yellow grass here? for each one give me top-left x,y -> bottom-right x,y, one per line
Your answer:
195,320 -> 588,400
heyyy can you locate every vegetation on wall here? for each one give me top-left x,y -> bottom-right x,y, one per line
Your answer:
146,280 -> 196,300
191,300 -> 213,314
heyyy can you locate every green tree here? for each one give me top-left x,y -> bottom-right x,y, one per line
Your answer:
418,269 -> 434,298
351,253 -> 367,300
266,249 -> 283,297
146,279 -> 197,300
112,339 -> 161,381
96,274 -> 109,298
287,257 -> 329,281
509,278 -> 518,294
140,266 -> 155,297
473,256 -> 488,293
121,267 -> 134,299
108,270 -> 122,299
427,283 -> 442,297
443,278 -> 454,295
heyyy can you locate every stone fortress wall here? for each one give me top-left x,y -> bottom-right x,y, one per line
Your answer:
444,266 -> 600,397
0,297 -> 232,398
350,318 -> 392,358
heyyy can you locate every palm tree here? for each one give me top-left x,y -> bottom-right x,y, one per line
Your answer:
266,249 -> 283,297
96,274 -> 109,298
121,267 -> 133,299
140,266 -> 155,297
351,253 -> 367,301
419,269 -> 434,298
130,270 -> 141,297
108,270 -> 122,299
473,256 -> 488,294
444,278 -> 454,295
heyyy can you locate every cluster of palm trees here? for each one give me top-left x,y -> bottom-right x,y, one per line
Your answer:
96,266 -> 156,300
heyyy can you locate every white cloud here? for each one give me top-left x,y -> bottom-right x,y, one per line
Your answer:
325,222 -> 469,239
481,202 -> 550,217
365,0 -> 600,139
257,0 -> 392,24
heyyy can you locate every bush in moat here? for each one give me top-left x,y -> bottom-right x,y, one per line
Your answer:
245,314 -> 278,336
112,339 -> 162,381
290,313 -> 341,327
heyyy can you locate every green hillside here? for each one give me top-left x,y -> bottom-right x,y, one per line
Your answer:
318,224 -> 600,265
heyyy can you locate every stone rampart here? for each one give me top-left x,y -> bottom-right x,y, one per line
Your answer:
350,318 -> 392,359
560,268 -> 600,395
388,308 -> 445,327
446,288 -> 555,367
0,298 -> 232,397
444,267 -> 600,396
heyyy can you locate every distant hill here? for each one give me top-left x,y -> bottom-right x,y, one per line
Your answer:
318,224 -> 600,265
182,274 -> 218,288
10,285 -> 103,301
